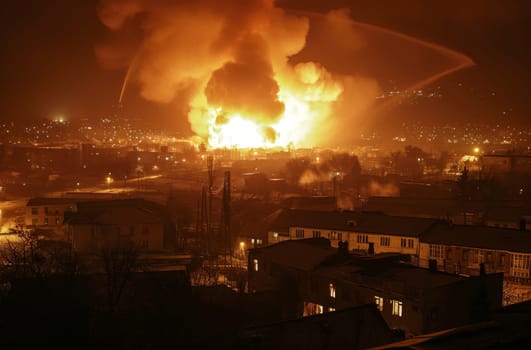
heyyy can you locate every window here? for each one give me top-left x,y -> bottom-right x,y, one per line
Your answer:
257,239 -> 263,245
295,229 -> 304,238
380,237 -> 390,247
401,238 -> 413,248
357,234 -> 368,243
55,218 -> 60,224
512,254 -> 531,269
303,302 -> 325,316
273,232 -> 279,241
391,300 -> 403,317
374,296 -> 384,311
44,217 -> 48,225
330,231 -> 343,241
31,207 -> 38,215
328,307 -> 336,312
44,207 -> 49,214
313,230 -> 321,238
329,283 -> 336,298
429,244 -> 445,259
253,258 -> 259,272
498,253 -> 505,266
141,240 -> 149,249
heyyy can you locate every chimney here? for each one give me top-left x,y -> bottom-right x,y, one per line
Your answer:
428,259 -> 437,272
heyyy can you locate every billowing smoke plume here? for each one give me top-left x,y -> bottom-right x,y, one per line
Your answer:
97,0 -> 380,147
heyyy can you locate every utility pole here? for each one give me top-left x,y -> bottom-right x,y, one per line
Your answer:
222,171 -> 232,267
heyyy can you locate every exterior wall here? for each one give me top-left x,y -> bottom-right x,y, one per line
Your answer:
267,230 -> 290,245
69,223 -> 164,253
267,226 -> 421,264
348,232 -> 418,255
25,203 -> 77,237
421,273 -> 503,334
419,242 -> 531,304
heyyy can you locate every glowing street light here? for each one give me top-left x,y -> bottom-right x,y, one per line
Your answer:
473,147 -> 480,154
106,173 -> 114,188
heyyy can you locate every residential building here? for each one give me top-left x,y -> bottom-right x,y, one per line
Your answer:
64,199 -> 176,253
248,239 -> 503,337
25,197 -> 85,238
264,209 -> 437,265
419,222 -> 531,304
370,299 -> 531,350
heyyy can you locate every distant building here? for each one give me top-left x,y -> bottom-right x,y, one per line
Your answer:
25,197 -> 84,238
481,154 -> 531,174
248,239 -> 503,337
263,209 -> 437,265
64,199 -> 176,254
419,222 -> 531,304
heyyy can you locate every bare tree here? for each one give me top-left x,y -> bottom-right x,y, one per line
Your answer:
1,226 -> 82,279
101,245 -> 140,313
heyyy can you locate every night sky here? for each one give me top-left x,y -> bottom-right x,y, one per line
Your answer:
1,0 -> 530,131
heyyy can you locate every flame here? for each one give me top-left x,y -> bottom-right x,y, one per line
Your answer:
205,61 -> 344,149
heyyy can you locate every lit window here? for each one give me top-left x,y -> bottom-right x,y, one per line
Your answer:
44,217 -> 48,225
273,232 -> 278,240
329,283 -> 336,298
380,237 -> 390,247
374,296 -> 384,311
317,304 -> 324,314
391,300 -> 403,317
253,258 -> 259,272
328,307 -> 336,312
357,234 -> 368,243
251,238 -> 255,244
429,244 -> 445,259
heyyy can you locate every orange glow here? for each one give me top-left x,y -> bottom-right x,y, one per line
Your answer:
102,2 -> 474,150
205,62 -> 343,149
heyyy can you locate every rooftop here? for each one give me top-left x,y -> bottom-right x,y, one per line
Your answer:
251,238 -> 338,271
422,223 -> 531,253
263,209 -> 438,237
